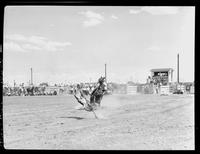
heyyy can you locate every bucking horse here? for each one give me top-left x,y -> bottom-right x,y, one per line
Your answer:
73,76 -> 107,118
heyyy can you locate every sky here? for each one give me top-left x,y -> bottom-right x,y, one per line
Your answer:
3,6 -> 195,85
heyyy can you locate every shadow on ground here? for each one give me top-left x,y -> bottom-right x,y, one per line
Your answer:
59,116 -> 85,120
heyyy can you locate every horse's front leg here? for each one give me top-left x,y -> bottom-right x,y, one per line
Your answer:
95,95 -> 103,106
74,95 -> 84,106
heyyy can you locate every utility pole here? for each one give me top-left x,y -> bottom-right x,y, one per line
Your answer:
105,63 -> 107,83
30,68 -> 33,85
177,54 -> 179,84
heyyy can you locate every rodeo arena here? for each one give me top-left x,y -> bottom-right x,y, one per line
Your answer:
3,56 -> 194,150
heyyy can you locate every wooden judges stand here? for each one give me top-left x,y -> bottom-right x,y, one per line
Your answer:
150,68 -> 174,95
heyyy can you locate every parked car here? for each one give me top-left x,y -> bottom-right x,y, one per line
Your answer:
173,89 -> 183,94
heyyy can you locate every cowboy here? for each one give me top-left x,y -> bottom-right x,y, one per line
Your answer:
90,77 -> 107,107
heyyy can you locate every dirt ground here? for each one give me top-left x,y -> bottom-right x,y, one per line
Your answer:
3,94 -> 194,150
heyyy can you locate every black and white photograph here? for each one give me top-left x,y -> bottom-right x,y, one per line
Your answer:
2,5 -> 195,150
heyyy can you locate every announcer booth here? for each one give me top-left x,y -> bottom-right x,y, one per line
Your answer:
150,68 -> 174,95
150,68 -> 174,85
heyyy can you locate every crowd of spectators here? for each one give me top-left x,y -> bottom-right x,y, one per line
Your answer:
3,81 -> 112,96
